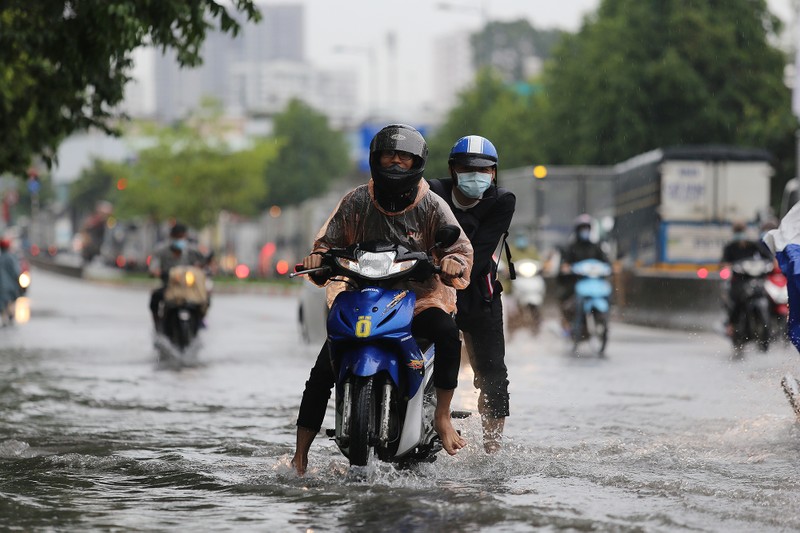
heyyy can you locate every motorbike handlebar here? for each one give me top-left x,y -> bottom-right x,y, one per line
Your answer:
289,264 -> 331,279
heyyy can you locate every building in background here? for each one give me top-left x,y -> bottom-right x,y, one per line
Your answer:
431,31 -> 474,117
132,4 -> 358,129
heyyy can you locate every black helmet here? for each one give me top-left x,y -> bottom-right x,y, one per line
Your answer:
369,124 -> 428,200
170,222 -> 187,238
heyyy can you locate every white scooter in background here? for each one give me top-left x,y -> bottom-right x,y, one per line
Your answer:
508,259 -> 546,335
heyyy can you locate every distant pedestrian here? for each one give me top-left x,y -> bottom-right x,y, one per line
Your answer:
0,239 -> 20,325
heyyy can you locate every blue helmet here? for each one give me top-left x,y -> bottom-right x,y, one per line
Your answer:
448,135 -> 498,168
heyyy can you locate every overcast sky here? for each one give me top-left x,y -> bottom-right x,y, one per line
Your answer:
299,0 -> 602,113
133,0 -> 797,116
288,0 -> 796,114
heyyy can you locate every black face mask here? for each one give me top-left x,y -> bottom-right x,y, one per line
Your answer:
374,183 -> 418,213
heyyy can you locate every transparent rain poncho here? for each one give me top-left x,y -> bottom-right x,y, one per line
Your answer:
309,179 -> 473,314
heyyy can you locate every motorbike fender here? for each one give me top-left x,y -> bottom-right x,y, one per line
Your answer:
337,345 -> 401,386
395,343 -> 435,457
750,296 -> 770,321
575,278 -> 612,299
584,297 -> 609,314
513,276 -> 546,306
396,382 -> 425,457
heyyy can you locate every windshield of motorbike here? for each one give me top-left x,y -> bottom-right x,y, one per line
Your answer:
335,250 -> 417,279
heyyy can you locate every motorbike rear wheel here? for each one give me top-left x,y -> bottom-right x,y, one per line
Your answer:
349,377 -> 375,467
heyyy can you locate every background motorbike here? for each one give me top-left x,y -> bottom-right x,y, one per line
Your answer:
508,259 -> 546,335
569,259 -> 613,356
159,265 -> 209,353
727,257 -> 774,355
291,226 -> 460,468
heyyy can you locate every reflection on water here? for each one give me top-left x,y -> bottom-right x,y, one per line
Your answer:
14,296 -> 30,324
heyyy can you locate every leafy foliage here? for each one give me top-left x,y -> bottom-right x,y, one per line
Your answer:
536,0 -> 797,170
426,69 -> 546,180
262,99 -> 351,207
0,0 -> 260,176
110,113 -> 275,228
68,159 -> 120,220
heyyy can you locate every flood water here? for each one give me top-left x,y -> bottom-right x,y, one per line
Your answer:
2,270 -> 800,531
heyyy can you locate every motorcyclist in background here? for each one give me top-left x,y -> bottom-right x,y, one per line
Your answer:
720,220 -> 773,337
558,214 -> 610,331
291,124 -> 474,476
0,238 -> 20,325
148,222 -> 207,331
427,135 -> 516,453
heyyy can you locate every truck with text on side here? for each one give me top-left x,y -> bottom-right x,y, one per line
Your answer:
612,146 -> 774,330
613,145 -> 774,273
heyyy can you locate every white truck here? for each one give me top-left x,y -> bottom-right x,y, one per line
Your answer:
613,145 -> 774,267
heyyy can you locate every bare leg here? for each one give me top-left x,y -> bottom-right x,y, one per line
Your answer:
434,388 -> 467,455
291,426 -> 317,476
481,416 -> 505,453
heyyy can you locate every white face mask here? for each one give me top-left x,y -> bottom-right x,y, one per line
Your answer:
456,171 -> 492,199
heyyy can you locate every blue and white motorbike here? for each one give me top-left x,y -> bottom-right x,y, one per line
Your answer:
291,226 -> 461,467
569,259 -> 613,356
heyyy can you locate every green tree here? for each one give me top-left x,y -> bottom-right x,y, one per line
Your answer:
426,69 -> 546,180
263,99 -> 351,207
68,159 -> 119,219
0,0 -> 260,176
112,117 -> 275,228
537,0 -> 797,179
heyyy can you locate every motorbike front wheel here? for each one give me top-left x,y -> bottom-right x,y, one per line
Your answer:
349,377 -> 375,467
752,305 -> 770,353
591,309 -> 609,356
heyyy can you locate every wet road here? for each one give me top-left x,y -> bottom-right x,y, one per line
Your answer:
2,270 -> 800,531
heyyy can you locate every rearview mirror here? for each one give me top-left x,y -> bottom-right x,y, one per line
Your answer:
435,224 -> 461,249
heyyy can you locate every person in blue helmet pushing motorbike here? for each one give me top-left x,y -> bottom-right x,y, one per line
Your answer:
291,124 -> 474,476
428,135 -> 516,453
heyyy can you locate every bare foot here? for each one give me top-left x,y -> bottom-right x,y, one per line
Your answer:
434,413 -> 467,455
482,416 -> 505,454
291,454 -> 307,476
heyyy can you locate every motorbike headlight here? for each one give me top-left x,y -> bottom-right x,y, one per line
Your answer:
18,272 -> 30,289
185,271 -> 195,287
517,261 -> 538,278
336,251 -> 417,279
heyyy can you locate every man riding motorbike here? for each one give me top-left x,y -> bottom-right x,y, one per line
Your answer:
720,220 -> 773,338
148,223 -> 208,332
427,134 -> 516,453
558,214 -> 610,331
291,124 -> 474,476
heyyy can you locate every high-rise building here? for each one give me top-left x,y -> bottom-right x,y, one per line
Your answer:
431,31 -> 475,116
145,4 -> 358,127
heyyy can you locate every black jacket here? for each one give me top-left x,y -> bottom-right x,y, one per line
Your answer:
428,178 -> 516,316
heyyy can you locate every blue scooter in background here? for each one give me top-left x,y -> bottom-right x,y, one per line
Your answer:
569,259 -> 613,356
